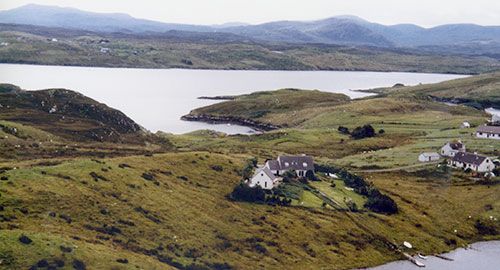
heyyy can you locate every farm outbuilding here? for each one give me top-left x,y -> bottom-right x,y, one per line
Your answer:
418,152 -> 440,162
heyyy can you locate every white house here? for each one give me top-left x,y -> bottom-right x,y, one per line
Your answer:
441,141 -> 466,157
418,152 -> 440,162
449,152 -> 495,172
249,167 -> 278,190
491,114 -> 500,124
265,154 -> 315,177
476,125 -> 500,140
460,122 -> 471,129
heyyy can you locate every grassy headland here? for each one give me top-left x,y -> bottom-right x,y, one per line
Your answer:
362,71 -> 500,109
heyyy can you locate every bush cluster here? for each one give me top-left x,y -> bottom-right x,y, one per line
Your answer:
231,183 -> 265,202
315,164 -> 398,214
338,124 -> 377,139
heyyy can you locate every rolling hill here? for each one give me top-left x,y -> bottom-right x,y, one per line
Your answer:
2,4 -> 500,50
1,77 -> 500,269
366,71 -> 500,109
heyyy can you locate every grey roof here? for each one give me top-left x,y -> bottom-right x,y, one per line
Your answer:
449,142 -> 464,150
277,155 -> 314,171
477,125 -> 500,134
266,160 -> 280,171
452,152 -> 487,166
254,167 -> 276,181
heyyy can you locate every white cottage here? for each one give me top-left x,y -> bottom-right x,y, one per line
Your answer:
476,125 -> 500,140
441,141 -> 466,157
449,152 -> 495,172
249,167 -> 278,190
460,122 -> 471,129
492,114 -> 500,124
418,152 -> 440,162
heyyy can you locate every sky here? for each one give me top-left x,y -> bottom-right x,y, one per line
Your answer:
0,0 -> 499,28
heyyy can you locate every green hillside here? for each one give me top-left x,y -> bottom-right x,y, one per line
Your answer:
1,81 -> 500,269
367,71 -> 500,109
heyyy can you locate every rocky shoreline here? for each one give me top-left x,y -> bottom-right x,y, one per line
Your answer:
198,96 -> 236,100
180,114 -> 279,131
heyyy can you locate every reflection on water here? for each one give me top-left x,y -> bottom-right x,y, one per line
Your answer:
0,64 -> 468,135
363,241 -> 500,270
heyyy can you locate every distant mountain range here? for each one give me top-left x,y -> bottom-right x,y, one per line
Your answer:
2,4 -> 500,48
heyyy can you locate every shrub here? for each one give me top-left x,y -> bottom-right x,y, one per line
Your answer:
231,183 -> 265,202
351,124 -> 375,139
305,170 -> 318,181
73,259 -> 86,270
338,126 -> 350,134
299,177 -> 309,185
475,219 -> 499,235
378,129 -> 385,134
18,235 -> 32,244
282,170 -> 298,182
211,165 -> 223,172
364,194 -> 398,214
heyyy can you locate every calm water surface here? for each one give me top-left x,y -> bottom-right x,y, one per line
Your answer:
364,241 -> 500,270
0,64 -> 467,134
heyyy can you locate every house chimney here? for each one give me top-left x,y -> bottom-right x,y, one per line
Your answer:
458,139 -> 462,143
302,153 -> 306,156
474,152 -> 478,155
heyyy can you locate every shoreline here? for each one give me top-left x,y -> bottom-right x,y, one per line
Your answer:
180,114 -> 279,132
361,240 -> 500,270
0,62 -> 475,75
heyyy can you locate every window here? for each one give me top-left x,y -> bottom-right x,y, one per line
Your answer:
265,182 -> 267,188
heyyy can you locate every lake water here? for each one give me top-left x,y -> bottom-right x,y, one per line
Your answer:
0,64 -> 467,134
363,241 -> 500,270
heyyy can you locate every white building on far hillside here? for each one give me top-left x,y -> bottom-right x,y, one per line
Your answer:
418,152 -> 440,162
476,125 -> 500,140
449,152 -> 495,172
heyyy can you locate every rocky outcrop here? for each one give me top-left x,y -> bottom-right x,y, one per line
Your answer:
181,114 -> 279,131
0,84 -> 145,142
197,96 -> 236,100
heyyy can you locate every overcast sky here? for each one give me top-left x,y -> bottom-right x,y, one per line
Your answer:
1,0 -> 499,28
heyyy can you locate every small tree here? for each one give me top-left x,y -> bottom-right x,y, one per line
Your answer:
282,170 -> 297,182
305,170 -> 318,181
299,177 -> 309,185
231,183 -> 265,202
338,126 -> 350,135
